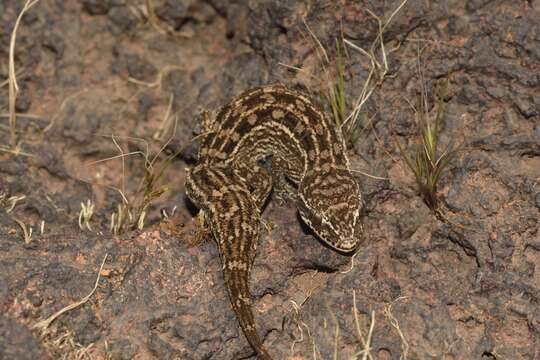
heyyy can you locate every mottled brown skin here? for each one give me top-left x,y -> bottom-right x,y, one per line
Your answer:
185,85 -> 362,359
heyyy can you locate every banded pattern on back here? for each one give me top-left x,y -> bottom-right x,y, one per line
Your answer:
199,85 -> 350,181
185,84 -> 362,360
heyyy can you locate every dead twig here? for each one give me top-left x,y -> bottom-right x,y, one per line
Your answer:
8,0 -> 41,151
384,297 -> 409,359
33,253 -> 108,331
352,290 -> 374,360
14,217 -> 33,244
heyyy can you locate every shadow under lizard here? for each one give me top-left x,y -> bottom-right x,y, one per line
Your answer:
185,84 -> 363,359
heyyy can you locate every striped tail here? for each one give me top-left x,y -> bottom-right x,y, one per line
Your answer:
196,168 -> 272,359
222,267 -> 273,360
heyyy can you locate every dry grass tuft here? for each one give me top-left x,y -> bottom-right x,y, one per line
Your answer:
143,0 -> 193,38
91,134 -> 172,235
323,39 -> 348,130
39,327 -> 95,360
341,0 -> 409,142
288,288 -> 412,359
0,192 -> 26,213
78,199 -> 95,231
14,217 -> 33,244
395,79 -> 457,213
280,0 -> 408,165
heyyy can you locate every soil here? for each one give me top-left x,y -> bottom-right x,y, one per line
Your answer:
0,0 -> 539,359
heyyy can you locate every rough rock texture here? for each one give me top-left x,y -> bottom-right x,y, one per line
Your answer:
0,0 -> 539,359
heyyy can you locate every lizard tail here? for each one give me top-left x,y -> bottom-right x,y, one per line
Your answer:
223,267 -> 273,360
214,185 -> 273,359
189,164 -> 273,359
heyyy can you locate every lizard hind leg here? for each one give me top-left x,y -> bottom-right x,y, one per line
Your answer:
186,209 -> 213,246
272,171 -> 299,206
259,155 -> 299,206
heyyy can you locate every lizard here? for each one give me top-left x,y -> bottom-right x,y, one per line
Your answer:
185,84 -> 363,359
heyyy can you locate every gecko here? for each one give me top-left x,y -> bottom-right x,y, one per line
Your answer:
185,84 -> 363,359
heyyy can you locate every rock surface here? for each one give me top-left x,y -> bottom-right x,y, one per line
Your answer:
0,0 -> 539,359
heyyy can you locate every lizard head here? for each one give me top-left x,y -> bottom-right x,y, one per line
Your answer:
298,166 -> 363,253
